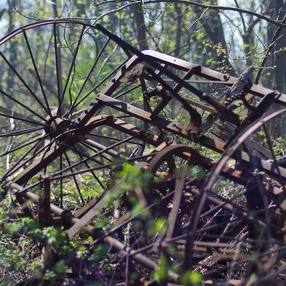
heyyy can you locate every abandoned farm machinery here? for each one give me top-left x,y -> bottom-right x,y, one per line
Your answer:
1,20 -> 286,285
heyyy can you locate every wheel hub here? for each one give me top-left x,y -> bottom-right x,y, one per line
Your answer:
45,116 -> 72,139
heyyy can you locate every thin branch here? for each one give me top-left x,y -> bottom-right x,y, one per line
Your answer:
188,7 -> 209,30
234,0 -> 246,33
255,13 -> 286,84
143,1 -> 286,28
247,1 -> 271,35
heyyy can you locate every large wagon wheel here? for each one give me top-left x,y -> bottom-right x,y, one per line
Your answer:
0,20 -> 156,212
186,108 -> 286,284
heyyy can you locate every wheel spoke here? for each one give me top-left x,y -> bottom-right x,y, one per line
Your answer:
23,30 -> 52,116
0,53 -> 48,122
0,88 -> 47,122
65,37 -> 112,116
59,24 -> 86,117
53,23 -> 63,116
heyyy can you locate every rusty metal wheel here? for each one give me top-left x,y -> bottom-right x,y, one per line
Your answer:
0,20 -> 221,283
145,144 -> 205,218
0,19 -> 231,213
0,20 -> 156,212
148,144 -> 206,231
187,108 -> 286,284
119,144 -> 209,279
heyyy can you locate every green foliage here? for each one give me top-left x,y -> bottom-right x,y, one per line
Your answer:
0,215 -> 92,284
104,162 -> 152,204
181,270 -> 202,286
42,227 -> 66,245
0,218 -> 42,283
152,255 -> 202,285
151,255 -> 169,282
272,136 -> 286,157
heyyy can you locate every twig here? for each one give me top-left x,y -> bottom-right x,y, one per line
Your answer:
188,7 -> 209,30
234,0 -> 246,33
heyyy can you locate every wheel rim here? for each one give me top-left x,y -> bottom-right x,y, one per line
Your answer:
187,108 -> 286,283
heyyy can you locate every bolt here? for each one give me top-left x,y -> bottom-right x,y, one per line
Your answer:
223,74 -> 230,81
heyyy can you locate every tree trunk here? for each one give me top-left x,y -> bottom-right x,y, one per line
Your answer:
174,3 -> 182,58
267,0 -> 286,92
266,0 -> 286,137
133,3 -> 149,51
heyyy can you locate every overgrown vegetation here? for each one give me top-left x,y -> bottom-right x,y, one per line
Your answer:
0,0 -> 286,285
